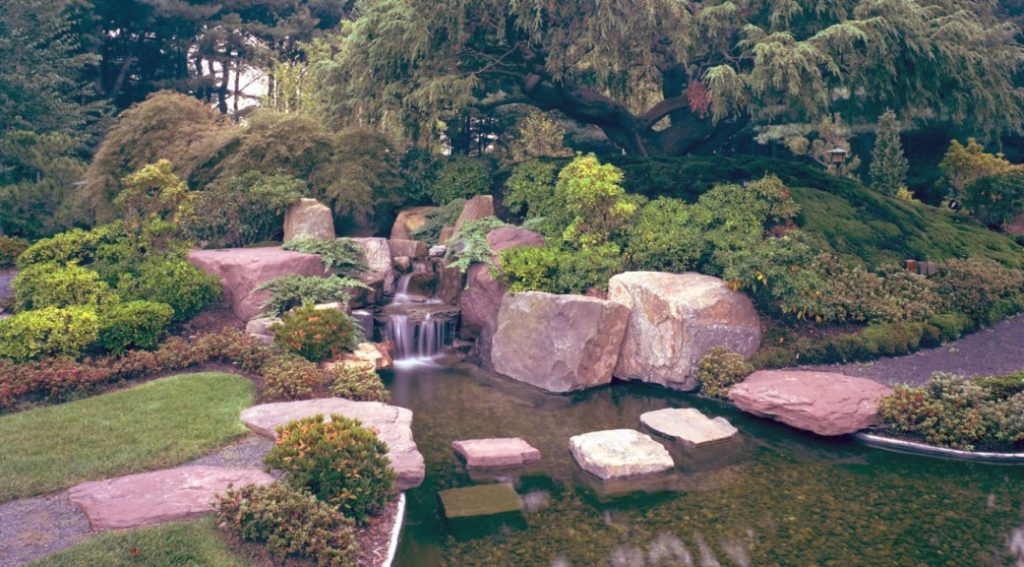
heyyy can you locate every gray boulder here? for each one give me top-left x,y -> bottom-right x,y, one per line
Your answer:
569,429 -> 674,480
283,198 -> 335,243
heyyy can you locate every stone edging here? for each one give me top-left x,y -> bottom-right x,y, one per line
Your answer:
853,432 -> 1024,463
381,492 -> 406,567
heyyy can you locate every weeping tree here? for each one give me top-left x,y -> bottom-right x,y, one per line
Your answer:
321,0 -> 1024,157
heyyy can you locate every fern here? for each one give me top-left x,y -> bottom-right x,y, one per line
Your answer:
283,237 -> 367,276
258,275 -> 369,317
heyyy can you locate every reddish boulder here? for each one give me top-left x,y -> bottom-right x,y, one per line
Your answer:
728,370 -> 893,436
389,239 -> 428,259
451,438 -> 541,469
187,247 -> 326,320
283,198 -> 335,243
69,466 -> 274,531
453,195 -> 495,233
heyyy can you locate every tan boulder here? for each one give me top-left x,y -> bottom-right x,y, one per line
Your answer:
391,206 -> 436,240
283,198 -> 335,243
351,237 -> 395,296
609,272 -> 761,391
728,370 -> 893,436
569,429 -> 674,480
389,239 -> 428,259
331,342 -> 393,371
453,195 -> 495,233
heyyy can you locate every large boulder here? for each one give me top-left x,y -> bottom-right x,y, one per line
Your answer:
491,292 -> 630,393
241,398 -> 425,490
453,195 -> 495,233
351,237 -> 395,297
187,247 -> 326,320
388,239 -> 428,259
728,370 -> 893,436
391,206 -> 436,240
569,429 -> 674,480
609,272 -> 762,391
283,198 -> 335,243
69,466 -> 274,531
245,316 -> 281,344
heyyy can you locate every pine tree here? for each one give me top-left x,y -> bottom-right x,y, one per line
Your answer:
869,110 -> 909,196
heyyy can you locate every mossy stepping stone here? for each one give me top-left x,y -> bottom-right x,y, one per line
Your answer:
439,482 -> 522,519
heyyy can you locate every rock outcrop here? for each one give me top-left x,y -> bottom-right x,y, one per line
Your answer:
241,398 -> 425,489
728,370 -> 893,436
351,237 -> 395,298
451,438 -> 542,469
491,292 -> 629,393
569,429 -> 674,480
283,198 -> 335,243
609,272 -> 762,391
391,206 -> 436,240
639,408 -> 739,446
187,247 -> 326,320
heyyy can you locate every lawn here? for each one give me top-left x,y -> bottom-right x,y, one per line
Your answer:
0,372 -> 254,502
27,517 -> 249,567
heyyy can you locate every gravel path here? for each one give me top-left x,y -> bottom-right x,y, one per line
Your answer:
0,435 -> 269,566
801,314 -> 1024,387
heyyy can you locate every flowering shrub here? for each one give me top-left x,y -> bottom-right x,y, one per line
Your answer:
272,304 -> 361,362
261,356 -> 322,401
328,362 -> 390,402
695,347 -> 754,398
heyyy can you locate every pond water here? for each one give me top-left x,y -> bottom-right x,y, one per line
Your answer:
387,360 -> 1024,567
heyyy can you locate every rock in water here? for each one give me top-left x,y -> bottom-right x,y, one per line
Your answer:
451,438 -> 542,469
439,483 -> 521,519
569,429 -> 674,480
283,198 -> 335,243
728,370 -> 893,436
609,272 -> 762,391
639,408 -> 739,446
491,292 -> 630,393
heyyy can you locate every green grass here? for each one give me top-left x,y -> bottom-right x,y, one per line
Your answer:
28,517 -> 249,567
0,372 -> 253,502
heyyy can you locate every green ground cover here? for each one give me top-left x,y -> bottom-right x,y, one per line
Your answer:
0,372 -> 253,502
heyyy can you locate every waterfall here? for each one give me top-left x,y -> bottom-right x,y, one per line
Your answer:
384,312 -> 454,365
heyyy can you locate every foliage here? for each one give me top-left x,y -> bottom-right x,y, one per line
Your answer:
328,362 -> 390,403
398,147 -> 444,206
499,243 -> 625,294
558,154 -> 637,247
272,304 -> 362,362
444,217 -> 509,272
114,160 -> 191,229
0,236 -> 28,268
96,301 -> 174,355
0,132 -> 87,239
939,138 -> 1019,202
695,348 -> 754,399
879,373 -> 1024,450
260,355 -> 323,401
315,127 -> 404,226
17,223 -> 128,270
931,259 -> 1024,324
283,238 -> 367,276
264,414 -> 396,524
0,306 -> 100,362
411,199 -> 466,244
258,275 -> 368,318
503,159 -> 569,235
869,110 -> 909,196
781,114 -> 862,178
626,197 -> 704,273
117,259 -> 222,323
181,172 -> 304,247
508,111 -> 572,162
430,157 -> 492,204
962,171 -> 1024,229
13,263 -> 115,311
215,483 -> 357,567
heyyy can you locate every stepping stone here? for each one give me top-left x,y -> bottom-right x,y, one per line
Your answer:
569,429 -> 674,481
439,483 -> 521,520
451,438 -> 541,469
68,466 -> 274,531
241,398 -> 425,490
640,408 -> 739,446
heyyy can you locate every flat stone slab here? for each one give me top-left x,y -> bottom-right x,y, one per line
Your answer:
451,438 -> 541,469
640,408 -> 739,446
728,370 -> 893,436
569,429 -> 674,481
241,398 -> 425,490
439,483 -> 521,519
68,466 -> 274,531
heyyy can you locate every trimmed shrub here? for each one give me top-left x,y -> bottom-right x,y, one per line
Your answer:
974,371 -> 1024,399
932,259 -> 1024,323
627,197 -> 703,273
96,301 -> 174,354
0,236 -> 29,267
429,157 -> 491,204
13,263 -> 116,311
328,362 -> 390,402
273,304 -> 362,363
258,275 -> 368,317
499,242 -> 625,294
264,414 -> 396,523
695,347 -> 754,399
0,306 -> 100,362
16,226 -> 115,269
118,258 -> 221,322
261,355 -> 322,401
503,159 -> 570,236
283,238 -> 367,276
926,312 -> 975,342
215,483 -> 357,567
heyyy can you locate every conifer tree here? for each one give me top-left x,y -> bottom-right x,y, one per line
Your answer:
870,110 -> 909,196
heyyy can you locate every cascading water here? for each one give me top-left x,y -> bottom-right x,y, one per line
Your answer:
382,271 -> 458,367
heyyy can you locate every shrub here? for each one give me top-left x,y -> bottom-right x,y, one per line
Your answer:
627,197 -> 703,272
974,371 -> 1024,399
328,362 -> 390,402
444,216 -> 508,272
932,259 -> 1024,323
558,153 -> 637,247
96,301 -> 174,354
16,224 -> 122,269
926,312 -> 974,341
273,304 -> 362,362
283,238 -> 367,276
261,355 -> 323,401
114,160 -> 191,229
13,263 -> 116,311
258,275 -> 368,317
214,483 -> 358,567
118,258 -> 221,322
429,157 -> 491,204
499,242 -> 625,294
0,306 -> 100,362
695,347 -> 754,398
264,414 -> 396,523
963,170 -> 1024,228
503,159 -> 570,235
411,198 -> 465,244
181,172 -> 304,247
0,236 -> 29,267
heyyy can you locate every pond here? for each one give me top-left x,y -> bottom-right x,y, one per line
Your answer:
386,360 -> 1024,567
